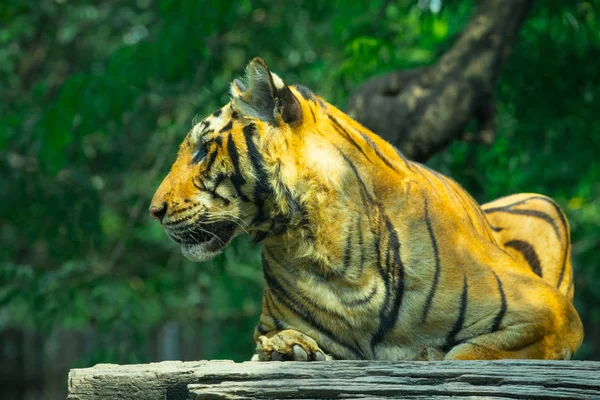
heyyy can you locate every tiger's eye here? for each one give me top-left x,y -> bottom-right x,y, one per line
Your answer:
193,143 -> 208,163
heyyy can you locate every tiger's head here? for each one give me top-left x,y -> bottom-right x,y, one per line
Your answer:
150,58 -> 327,262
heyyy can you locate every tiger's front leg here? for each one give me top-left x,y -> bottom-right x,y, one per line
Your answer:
253,328 -> 330,361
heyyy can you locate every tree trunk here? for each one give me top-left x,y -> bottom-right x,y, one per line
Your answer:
347,0 -> 535,162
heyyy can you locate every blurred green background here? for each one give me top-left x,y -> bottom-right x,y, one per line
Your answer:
1,0 -> 599,398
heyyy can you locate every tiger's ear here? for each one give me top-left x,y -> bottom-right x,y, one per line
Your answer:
231,58 -> 303,126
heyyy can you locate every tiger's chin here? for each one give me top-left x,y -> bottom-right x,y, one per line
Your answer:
181,242 -> 226,262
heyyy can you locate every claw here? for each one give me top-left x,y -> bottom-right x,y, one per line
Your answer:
314,351 -> 326,361
292,345 -> 308,361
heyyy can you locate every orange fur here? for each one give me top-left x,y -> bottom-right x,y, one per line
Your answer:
151,58 -> 583,361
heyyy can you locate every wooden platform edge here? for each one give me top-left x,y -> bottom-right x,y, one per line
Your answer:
67,359 -> 600,400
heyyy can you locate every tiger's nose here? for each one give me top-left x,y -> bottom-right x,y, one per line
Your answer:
149,202 -> 168,224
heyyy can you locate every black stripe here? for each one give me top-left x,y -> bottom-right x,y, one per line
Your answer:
370,215 -> 389,354
256,323 -> 269,335
242,124 -> 270,195
393,147 -> 414,171
448,180 -> 478,231
527,196 -> 568,238
455,185 -> 494,241
421,164 -> 457,201
482,217 -> 500,244
484,207 -> 561,241
527,196 -> 570,289
443,274 -> 468,352
200,128 -> 214,138
566,272 -> 575,298
470,205 -> 498,244
358,131 -> 401,174
206,174 -> 230,205
316,96 -> 326,108
385,218 -> 405,332
421,199 -> 441,324
273,161 -> 303,219
309,105 -> 316,123
204,149 -> 218,172
192,177 -> 205,192
490,225 -> 504,232
341,225 -> 353,275
452,178 -> 481,213
462,203 -> 478,232
490,271 -> 507,332
337,150 -> 375,206
504,240 -> 543,277
219,120 -> 232,133
166,204 -> 195,218
448,178 -> 481,218
371,216 -> 405,350
212,108 -> 222,117
432,171 -> 469,217
263,247 -> 293,275
385,241 -> 391,280
357,217 -> 366,276
252,230 -> 268,244
413,163 -> 438,193
164,208 -> 201,227
227,132 -> 251,202
243,124 -> 272,224
294,85 -> 316,102
481,197 -> 531,212
264,290 -> 285,330
262,255 -> 365,358
448,180 -> 493,242
373,223 -> 387,278
339,283 -> 378,307
328,115 -> 372,162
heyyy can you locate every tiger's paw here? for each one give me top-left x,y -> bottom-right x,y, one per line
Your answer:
255,329 -> 329,361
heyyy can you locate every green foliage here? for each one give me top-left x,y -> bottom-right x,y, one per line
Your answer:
1,0 -> 599,370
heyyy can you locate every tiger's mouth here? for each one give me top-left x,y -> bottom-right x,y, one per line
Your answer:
167,220 -> 238,262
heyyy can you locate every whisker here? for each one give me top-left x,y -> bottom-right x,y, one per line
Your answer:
166,202 -> 253,241
205,210 -> 251,224
190,224 -> 225,246
204,212 -> 251,235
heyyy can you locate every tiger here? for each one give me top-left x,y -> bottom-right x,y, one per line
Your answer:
150,58 -> 583,361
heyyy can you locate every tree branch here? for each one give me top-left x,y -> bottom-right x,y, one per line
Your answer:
347,0 -> 536,161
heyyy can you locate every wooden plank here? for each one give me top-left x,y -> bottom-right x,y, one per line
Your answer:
67,360 -> 600,400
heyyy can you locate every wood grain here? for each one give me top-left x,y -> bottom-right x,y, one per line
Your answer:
68,359 -> 600,399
